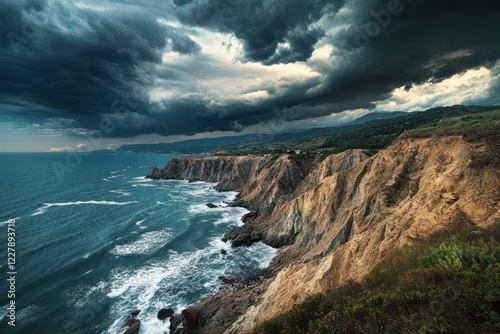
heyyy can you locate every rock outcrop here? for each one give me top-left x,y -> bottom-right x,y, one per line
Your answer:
146,135 -> 500,334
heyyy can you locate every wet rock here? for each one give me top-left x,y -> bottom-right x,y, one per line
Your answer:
157,308 -> 174,320
169,314 -> 187,334
206,203 -> 218,208
219,275 -> 239,285
221,249 -> 227,255
242,211 -> 258,223
130,310 -> 141,317
182,309 -> 206,329
223,224 -> 262,247
145,167 -> 161,179
123,319 -> 140,334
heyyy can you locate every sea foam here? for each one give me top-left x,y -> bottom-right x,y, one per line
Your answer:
31,201 -> 138,216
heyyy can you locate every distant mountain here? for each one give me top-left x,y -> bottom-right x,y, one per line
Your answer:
114,105 -> 498,154
116,134 -> 257,154
346,111 -> 408,125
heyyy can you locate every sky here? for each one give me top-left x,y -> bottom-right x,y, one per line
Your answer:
0,0 -> 499,152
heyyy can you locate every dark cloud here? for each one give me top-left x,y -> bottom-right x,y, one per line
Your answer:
308,0 -> 500,105
176,0 -> 344,64
0,0 -> 499,142
0,0 -> 200,136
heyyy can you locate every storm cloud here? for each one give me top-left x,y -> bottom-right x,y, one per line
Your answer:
0,0 -> 499,143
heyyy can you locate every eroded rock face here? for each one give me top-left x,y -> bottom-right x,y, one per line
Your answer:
146,137 -> 499,334
225,136 -> 500,334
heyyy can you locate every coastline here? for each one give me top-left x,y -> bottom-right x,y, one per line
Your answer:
144,133 -> 500,334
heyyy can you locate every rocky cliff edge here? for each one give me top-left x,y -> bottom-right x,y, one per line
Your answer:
146,135 -> 499,334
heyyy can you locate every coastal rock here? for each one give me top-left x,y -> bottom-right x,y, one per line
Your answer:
223,224 -> 262,247
226,136 -> 500,333
169,314 -> 187,334
219,275 -> 239,285
241,211 -> 258,223
145,136 -> 500,334
123,319 -> 140,334
129,310 -> 141,317
157,308 -> 174,320
146,155 -> 306,219
206,203 -> 218,208
182,309 -> 206,328
146,167 -> 161,179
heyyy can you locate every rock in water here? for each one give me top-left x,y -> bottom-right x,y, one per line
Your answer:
130,310 -> 141,317
169,314 -> 187,334
206,203 -> 218,208
123,319 -> 140,334
157,308 -> 174,320
221,249 -> 227,255
146,167 -> 161,179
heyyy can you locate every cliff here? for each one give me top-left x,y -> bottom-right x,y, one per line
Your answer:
146,135 -> 500,334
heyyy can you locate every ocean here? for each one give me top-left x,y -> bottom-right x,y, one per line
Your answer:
0,153 -> 277,333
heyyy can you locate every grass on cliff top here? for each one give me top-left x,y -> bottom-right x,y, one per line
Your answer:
255,221 -> 500,334
401,109 -> 500,139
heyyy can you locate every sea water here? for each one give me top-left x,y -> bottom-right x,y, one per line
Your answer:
0,153 -> 276,333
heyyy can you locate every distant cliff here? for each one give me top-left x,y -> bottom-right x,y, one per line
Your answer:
146,135 -> 500,334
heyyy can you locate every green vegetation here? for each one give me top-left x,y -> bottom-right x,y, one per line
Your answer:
220,105 -> 499,156
402,109 -> 500,139
255,224 -> 500,334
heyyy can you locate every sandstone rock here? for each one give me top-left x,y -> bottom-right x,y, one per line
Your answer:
143,136 -> 499,334
442,192 -> 459,203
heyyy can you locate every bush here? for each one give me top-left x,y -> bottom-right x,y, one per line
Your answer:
255,226 -> 500,334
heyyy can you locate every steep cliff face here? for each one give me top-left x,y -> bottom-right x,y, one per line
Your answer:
225,136 -> 500,333
146,136 -> 499,334
147,155 -> 306,216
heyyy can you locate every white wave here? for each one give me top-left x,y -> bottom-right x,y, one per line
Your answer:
132,183 -> 157,187
135,219 -> 145,226
104,255 -> 201,334
75,270 -> 93,278
0,305 -> 7,322
138,165 -> 150,168
16,305 -> 44,325
102,178 -> 110,182
64,282 -> 106,308
129,176 -> 152,182
83,253 -> 90,259
187,203 -> 222,215
110,190 -> 131,197
108,174 -> 125,179
111,169 -> 127,174
213,209 -> 246,226
103,235 -> 277,334
109,229 -> 172,256
31,201 -> 138,216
